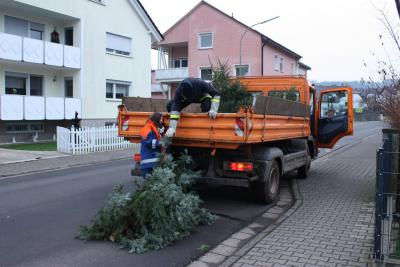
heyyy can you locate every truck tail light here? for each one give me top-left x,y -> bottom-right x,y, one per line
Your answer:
134,154 -> 141,162
224,161 -> 253,172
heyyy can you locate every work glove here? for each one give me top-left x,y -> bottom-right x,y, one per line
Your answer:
209,96 -> 220,119
165,128 -> 175,137
165,119 -> 178,137
208,109 -> 217,119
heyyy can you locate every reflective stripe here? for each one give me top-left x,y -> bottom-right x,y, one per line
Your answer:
199,94 -> 212,101
170,114 -> 180,119
211,96 -> 220,103
141,157 -> 159,164
151,139 -> 157,149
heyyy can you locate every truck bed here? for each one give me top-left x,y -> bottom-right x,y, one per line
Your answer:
118,107 -> 310,149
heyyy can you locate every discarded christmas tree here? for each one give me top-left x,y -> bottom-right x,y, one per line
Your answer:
76,140 -> 217,253
212,60 -> 253,113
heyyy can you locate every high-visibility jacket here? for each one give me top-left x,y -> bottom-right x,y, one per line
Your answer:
139,120 -> 161,170
170,78 -> 220,120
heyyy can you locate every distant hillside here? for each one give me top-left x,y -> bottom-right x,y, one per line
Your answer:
312,81 -> 369,90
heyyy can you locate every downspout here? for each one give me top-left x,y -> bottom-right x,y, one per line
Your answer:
261,38 -> 268,76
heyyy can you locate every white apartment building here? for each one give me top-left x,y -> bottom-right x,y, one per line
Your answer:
0,0 -> 162,143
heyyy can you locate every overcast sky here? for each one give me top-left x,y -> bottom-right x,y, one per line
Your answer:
141,0 -> 398,82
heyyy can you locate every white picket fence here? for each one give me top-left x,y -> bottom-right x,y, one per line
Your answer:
57,126 -> 139,154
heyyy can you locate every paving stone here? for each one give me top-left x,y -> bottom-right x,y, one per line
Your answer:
187,261 -> 210,267
199,252 -> 226,264
211,244 -> 237,256
230,132 -> 378,267
231,232 -> 254,240
222,238 -> 241,248
262,213 -> 279,219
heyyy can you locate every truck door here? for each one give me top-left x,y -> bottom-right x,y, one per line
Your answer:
316,88 -> 353,148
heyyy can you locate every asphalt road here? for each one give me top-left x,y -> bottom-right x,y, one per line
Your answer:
0,121 -> 384,267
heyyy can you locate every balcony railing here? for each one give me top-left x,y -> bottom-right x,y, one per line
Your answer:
0,95 -> 82,120
0,32 -> 80,69
155,67 -> 188,82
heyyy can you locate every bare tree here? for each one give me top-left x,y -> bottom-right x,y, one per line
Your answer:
365,6 -> 400,128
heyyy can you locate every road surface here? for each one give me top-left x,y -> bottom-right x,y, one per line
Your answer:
0,121 -> 384,267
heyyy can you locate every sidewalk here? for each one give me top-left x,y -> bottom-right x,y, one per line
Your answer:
0,148 -> 137,178
222,134 -> 378,267
0,148 -> 65,164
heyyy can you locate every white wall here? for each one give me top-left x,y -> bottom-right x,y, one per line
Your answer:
10,0 -> 153,120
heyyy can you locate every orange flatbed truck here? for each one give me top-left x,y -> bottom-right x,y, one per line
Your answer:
118,76 -> 353,203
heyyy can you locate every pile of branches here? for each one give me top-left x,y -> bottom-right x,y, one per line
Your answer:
76,144 -> 217,253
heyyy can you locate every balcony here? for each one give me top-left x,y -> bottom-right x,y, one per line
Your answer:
155,67 -> 188,83
0,95 -> 81,120
0,32 -> 80,69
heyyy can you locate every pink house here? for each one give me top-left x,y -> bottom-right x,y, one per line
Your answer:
152,1 -> 311,99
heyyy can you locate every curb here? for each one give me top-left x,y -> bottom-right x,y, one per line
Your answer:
219,179 -> 303,267
186,179 -> 302,267
0,154 -> 70,165
0,156 -> 132,180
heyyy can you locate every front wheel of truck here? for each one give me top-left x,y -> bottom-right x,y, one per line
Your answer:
254,160 -> 280,204
297,147 -> 311,179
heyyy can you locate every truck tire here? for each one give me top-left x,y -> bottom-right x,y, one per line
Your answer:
255,160 -> 280,204
297,147 -> 311,179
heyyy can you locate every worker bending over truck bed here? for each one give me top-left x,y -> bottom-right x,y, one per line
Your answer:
166,77 -> 221,137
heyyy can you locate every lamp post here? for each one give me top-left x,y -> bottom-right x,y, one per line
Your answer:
238,16 -> 280,76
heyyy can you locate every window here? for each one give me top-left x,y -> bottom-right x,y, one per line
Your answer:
5,16 -> 28,37
116,84 -> 129,99
65,77 -> 73,98
274,55 -> 279,71
5,75 -> 26,95
280,57 -> 284,73
200,67 -> 212,81
29,22 -> 44,40
105,122 -> 117,127
65,28 -> 73,46
235,64 -> 249,76
320,91 -> 348,118
5,122 -> 44,133
106,80 -> 131,100
172,58 -> 188,68
106,33 -> 131,56
5,16 -> 44,40
30,75 -> 43,96
309,90 -> 314,115
198,32 -> 213,49
5,72 -> 43,96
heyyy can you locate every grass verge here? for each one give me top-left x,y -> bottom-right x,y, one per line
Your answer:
0,142 -> 57,151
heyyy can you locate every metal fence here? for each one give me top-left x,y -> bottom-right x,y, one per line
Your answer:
57,126 -> 139,154
354,111 -> 383,122
375,129 -> 400,263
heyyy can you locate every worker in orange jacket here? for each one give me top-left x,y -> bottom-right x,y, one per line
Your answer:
139,112 -> 164,178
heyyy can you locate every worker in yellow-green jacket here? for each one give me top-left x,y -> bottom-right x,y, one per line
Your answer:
166,77 -> 220,137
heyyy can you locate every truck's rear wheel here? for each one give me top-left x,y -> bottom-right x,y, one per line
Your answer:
255,160 -> 280,204
297,147 -> 311,179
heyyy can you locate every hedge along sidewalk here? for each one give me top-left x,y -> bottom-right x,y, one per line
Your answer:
186,180 -> 296,267
0,148 -> 138,178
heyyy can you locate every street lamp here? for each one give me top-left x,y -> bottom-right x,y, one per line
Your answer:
238,16 -> 280,76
